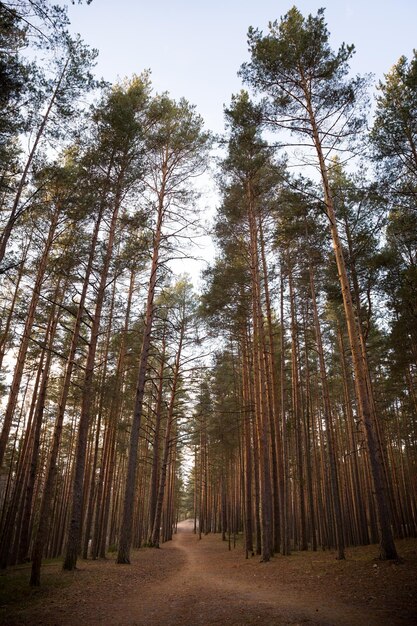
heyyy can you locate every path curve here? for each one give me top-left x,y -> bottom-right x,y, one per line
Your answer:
103,520 -> 383,626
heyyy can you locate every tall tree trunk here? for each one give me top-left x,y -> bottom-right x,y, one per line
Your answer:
279,271 -> 291,556
150,316 -> 184,547
117,179 -> 165,564
289,266 -> 307,551
309,264 -> 345,559
82,275 -> 117,560
148,329 -> 167,542
301,308 -> 317,552
63,181 -> 123,571
30,199 -> 105,586
0,358 -> 45,568
247,180 -> 273,561
17,280 -> 63,564
91,268 -> 135,559
0,236 -> 32,372
305,94 -> 398,560
241,334 -> 254,557
259,219 -> 282,553
337,323 -> 370,545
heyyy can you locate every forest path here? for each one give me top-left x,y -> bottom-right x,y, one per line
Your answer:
4,523 -> 415,625
102,520 -> 384,626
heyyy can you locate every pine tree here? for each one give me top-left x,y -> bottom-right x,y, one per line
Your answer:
241,6 -> 398,560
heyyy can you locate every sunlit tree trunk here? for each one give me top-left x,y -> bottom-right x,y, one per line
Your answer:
247,181 -> 273,561
305,93 -> 398,560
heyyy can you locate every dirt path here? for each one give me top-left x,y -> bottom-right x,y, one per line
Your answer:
4,522 -> 415,625
97,520 -> 387,626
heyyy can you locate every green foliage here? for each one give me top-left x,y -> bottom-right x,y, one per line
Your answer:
0,3 -> 28,164
92,74 -> 150,163
240,6 -> 368,147
371,51 -> 417,182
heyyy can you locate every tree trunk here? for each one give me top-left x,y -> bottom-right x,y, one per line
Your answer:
0,207 -> 59,468
305,94 -> 398,560
148,329 -> 167,543
241,334 -> 254,557
0,236 -> 31,372
247,180 -> 273,562
117,185 -> 165,564
309,264 -> 345,559
30,199 -> 105,586
289,266 -> 307,551
17,280 -> 63,564
279,271 -> 291,555
150,314 -> 184,547
63,180 -> 123,571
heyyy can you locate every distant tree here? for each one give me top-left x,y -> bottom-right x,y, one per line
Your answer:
149,279 -> 198,548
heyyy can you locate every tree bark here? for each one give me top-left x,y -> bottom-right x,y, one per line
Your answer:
309,264 -> 345,559
30,199 -> 105,586
304,90 -> 398,560
117,181 -> 165,564
63,180 -> 123,571
150,315 -> 184,547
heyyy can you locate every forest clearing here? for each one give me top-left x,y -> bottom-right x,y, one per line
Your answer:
1,1 -> 417,624
1,520 -> 417,625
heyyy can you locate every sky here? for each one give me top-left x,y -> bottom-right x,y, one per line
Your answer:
65,1 -> 417,284
66,0 -> 417,135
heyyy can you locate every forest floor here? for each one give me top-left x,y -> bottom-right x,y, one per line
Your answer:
1,520 -> 416,626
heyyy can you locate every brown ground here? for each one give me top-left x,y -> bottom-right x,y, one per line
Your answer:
1,520 -> 416,625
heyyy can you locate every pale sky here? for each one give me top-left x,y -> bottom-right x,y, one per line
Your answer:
65,1 -> 417,284
67,0 -> 417,134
